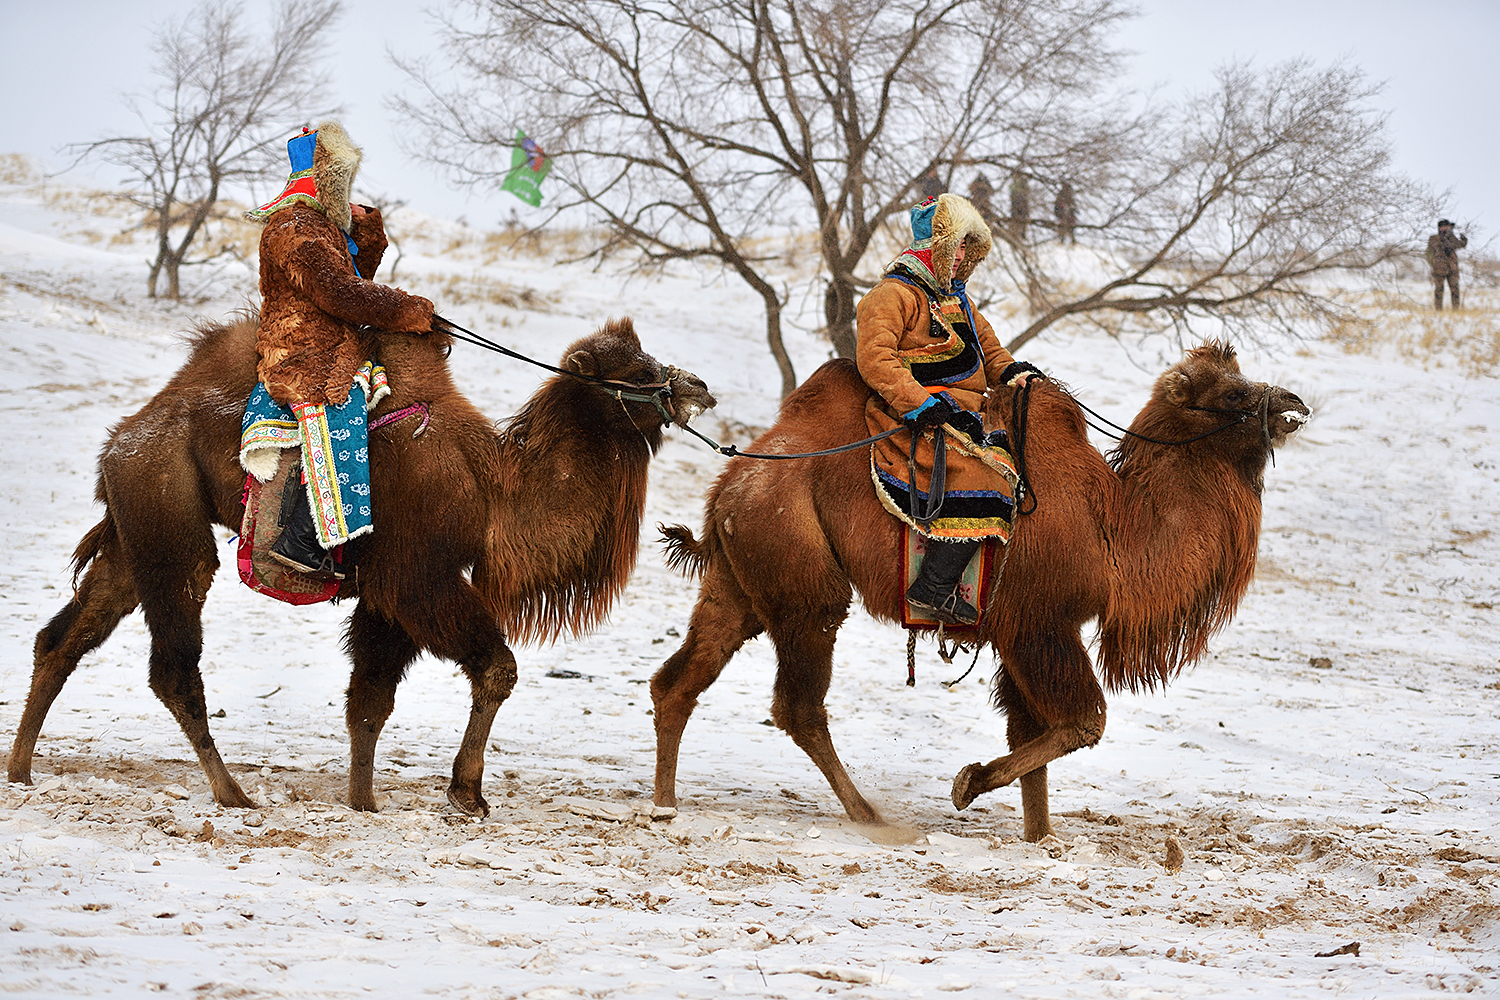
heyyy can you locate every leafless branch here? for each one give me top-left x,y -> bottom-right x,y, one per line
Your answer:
71,0 -> 342,299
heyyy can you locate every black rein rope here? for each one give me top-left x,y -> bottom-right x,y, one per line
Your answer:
436,316 -> 1264,482
435,314 -> 905,461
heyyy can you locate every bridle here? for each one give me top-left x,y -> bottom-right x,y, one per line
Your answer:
434,315 -> 681,426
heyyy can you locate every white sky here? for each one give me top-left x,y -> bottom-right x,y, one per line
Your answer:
2,0 -> 1495,238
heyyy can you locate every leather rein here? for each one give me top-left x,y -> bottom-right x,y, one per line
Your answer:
437,317 -> 1273,515
435,315 -> 680,425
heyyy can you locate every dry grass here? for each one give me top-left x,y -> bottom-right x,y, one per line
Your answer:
418,271 -> 558,312
0,153 -> 40,186
1330,287 -> 1500,377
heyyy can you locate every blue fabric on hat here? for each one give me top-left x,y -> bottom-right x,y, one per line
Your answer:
287,130 -> 316,173
909,197 -> 938,242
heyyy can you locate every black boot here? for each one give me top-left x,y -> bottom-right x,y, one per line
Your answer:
905,538 -> 981,625
269,485 -> 344,580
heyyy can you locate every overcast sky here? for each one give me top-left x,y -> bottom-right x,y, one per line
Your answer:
2,0 -> 1495,238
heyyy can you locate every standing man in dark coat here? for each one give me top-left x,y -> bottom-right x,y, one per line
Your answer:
1007,170 -> 1030,245
1054,180 -> 1078,244
1426,218 -> 1468,310
919,166 -> 945,200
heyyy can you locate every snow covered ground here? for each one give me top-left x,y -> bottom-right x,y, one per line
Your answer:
1,167 -> 1497,999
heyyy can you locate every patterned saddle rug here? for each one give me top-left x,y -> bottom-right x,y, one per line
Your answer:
236,449 -> 342,606
900,526 -> 994,632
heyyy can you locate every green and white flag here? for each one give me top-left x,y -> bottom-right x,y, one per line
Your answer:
501,130 -> 551,207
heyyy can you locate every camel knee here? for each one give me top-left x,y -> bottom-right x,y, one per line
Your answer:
770,698 -> 828,744
469,645 -> 518,707
1072,705 -> 1106,750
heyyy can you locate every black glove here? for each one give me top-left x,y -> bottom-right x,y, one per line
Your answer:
998,361 -> 1046,386
903,394 -> 957,430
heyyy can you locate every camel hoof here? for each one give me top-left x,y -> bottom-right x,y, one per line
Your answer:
446,786 -> 490,818
213,784 -> 258,810
951,763 -> 981,810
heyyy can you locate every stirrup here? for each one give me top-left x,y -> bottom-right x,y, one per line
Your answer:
269,538 -> 345,580
906,587 -> 978,626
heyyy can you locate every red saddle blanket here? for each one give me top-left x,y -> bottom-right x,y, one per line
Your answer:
236,450 -> 341,606
900,527 -> 994,632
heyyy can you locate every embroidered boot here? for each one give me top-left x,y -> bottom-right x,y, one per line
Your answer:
905,538 -> 981,625
270,486 -> 345,580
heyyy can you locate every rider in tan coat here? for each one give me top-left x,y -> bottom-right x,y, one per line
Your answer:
857,194 -> 1042,625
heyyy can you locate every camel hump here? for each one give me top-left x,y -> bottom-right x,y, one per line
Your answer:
777,358 -> 869,416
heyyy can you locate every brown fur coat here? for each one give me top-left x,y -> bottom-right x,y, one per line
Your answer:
256,203 -> 433,407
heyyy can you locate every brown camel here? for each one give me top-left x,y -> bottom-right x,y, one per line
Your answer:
651,342 -> 1308,842
8,316 -> 715,816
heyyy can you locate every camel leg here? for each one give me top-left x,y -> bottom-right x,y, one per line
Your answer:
951,633 -> 1106,842
9,532 -> 138,785
447,638 -> 518,818
133,540 -> 253,808
1003,677 -> 1057,842
650,563 -> 762,809
349,578 -> 512,816
765,606 -> 883,824
344,601 -> 420,812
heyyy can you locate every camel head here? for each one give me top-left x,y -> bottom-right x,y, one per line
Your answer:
1136,341 -> 1310,458
561,318 -> 716,430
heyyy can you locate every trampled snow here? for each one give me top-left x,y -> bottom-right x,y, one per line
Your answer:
1,171 -> 1496,998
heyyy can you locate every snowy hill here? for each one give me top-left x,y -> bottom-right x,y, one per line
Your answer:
1,165 -> 1496,998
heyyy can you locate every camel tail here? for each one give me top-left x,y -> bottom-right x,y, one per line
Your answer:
70,514 -> 116,589
659,523 -> 711,578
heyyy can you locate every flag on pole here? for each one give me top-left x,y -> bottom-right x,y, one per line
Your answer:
500,130 -> 551,207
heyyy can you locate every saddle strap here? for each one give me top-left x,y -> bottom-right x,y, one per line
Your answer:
369,401 -> 430,437
908,425 -> 948,527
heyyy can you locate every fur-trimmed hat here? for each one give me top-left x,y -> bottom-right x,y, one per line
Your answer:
247,121 -> 363,231
886,194 -> 993,293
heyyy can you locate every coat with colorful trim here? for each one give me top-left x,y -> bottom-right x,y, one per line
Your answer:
857,194 -> 1021,541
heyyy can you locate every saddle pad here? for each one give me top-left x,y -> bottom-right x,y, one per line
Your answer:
236,451 -> 340,606
900,526 -> 992,632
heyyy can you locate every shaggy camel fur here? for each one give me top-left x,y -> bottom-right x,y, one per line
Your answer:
9,317 -> 714,816
652,343 -> 1307,841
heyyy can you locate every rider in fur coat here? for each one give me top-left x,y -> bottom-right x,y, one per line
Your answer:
857,193 -> 1041,626
243,121 -> 434,579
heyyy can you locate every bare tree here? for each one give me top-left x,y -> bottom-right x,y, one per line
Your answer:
988,61 -> 1436,353
398,0 -> 1134,397
73,0 -> 342,299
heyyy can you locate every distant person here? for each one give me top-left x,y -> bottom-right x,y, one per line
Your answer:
919,166 -> 945,200
1008,170 -> 1030,244
1425,218 -> 1468,310
1054,180 -> 1078,244
968,172 -> 995,226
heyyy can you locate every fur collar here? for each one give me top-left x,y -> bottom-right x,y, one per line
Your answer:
931,194 -> 992,286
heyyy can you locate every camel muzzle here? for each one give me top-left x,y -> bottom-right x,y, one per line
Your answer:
1268,388 -> 1310,446
666,368 -> 716,428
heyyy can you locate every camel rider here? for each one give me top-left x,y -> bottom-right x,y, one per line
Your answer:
239,121 -> 435,579
857,193 -> 1042,626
